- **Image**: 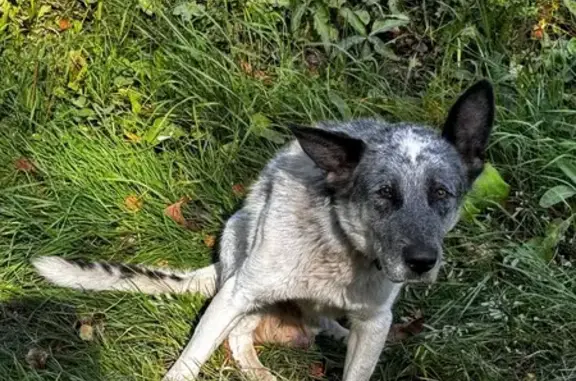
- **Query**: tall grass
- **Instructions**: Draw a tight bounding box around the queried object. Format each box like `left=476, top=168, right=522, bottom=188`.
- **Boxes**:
left=0, top=0, right=575, bottom=380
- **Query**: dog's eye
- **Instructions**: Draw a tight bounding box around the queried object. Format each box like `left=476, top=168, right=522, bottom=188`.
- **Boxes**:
left=435, top=187, right=448, bottom=199
left=379, top=186, right=394, bottom=199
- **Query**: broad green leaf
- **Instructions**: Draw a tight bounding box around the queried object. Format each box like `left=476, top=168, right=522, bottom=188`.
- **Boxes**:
left=370, top=18, right=409, bottom=35
left=539, top=185, right=576, bottom=208
left=114, top=76, right=135, bottom=87
left=250, top=113, right=285, bottom=144
left=558, top=160, right=576, bottom=185
left=361, top=41, right=372, bottom=59
left=526, top=217, right=573, bottom=262
left=37, top=5, right=52, bottom=18
left=354, top=9, right=370, bottom=25
left=138, top=0, right=161, bottom=16
left=540, top=217, right=573, bottom=261
left=567, top=38, right=576, bottom=56
left=75, top=108, right=96, bottom=118
left=157, top=124, right=186, bottom=142
left=462, top=163, right=510, bottom=220
left=328, top=92, right=351, bottom=119
left=291, top=3, right=308, bottom=33
left=127, top=90, right=142, bottom=115
left=339, top=7, right=366, bottom=36
left=564, top=0, right=576, bottom=17
left=173, top=2, right=205, bottom=22
left=369, top=36, right=400, bottom=61
left=337, top=35, right=366, bottom=51
left=259, top=0, right=290, bottom=6
left=250, top=113, right=271, bottom=130
left=145, top=117, right=169, bottom=143
left=71, top=96, right=87, bottom=108
left=388, top=0, right=401, bottom=14
left=314, top=6, right=337, bottom=51
left=329, top=0, right=347, bottom=8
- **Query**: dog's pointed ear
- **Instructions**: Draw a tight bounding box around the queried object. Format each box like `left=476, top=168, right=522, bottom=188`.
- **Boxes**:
left=289, top=124, right=365, bottom=184
left=442, top=80, right=495, bottom=183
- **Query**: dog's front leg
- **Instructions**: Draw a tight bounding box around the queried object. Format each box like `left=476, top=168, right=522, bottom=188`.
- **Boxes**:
left=163, top=276, right=251, bottom=381
left=342, top=310, right=392, bottom=381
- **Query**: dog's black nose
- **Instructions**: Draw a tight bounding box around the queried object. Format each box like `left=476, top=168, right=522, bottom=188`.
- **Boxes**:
left=403, top=245, right=438, bottom=274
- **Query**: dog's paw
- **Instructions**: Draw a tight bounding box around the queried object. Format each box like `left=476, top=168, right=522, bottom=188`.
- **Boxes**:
left=247, top=368, right=278, bottom=381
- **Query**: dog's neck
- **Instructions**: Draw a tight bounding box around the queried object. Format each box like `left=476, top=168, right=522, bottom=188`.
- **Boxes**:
left=328, top=194, right=382, bottom=272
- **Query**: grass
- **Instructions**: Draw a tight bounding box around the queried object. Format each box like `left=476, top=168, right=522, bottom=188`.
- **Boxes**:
left=1, top=0, right=576, bottom=380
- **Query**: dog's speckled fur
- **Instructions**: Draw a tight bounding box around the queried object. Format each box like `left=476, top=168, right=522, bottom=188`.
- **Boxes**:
left=33, top=80, right=495, bottom=381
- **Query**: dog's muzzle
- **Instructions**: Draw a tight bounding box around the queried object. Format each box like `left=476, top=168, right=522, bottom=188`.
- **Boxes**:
left=402, top=244, right=438, bottom=275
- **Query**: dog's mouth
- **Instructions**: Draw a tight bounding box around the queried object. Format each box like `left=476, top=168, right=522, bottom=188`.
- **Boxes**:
left=378, top=259, right=440, bottom=284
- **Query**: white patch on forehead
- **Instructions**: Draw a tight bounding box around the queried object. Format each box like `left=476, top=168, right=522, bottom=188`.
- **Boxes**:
left=398, top=131, right=428, bottom=164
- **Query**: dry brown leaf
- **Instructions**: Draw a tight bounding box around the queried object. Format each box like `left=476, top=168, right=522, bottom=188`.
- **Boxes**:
left=387, top=311, right=425, bottom=343
left=532, top=25, right=544, bottom=39
left=253, top=70, right=273, bottom=85
left=58, top=18, right=72, bottom=31
left=164, top=197, right=207, bottom=231
left=231, top=183, right=246, bottom=197
left=14, top=157, right=36, bottom=173
left=26, top=347, right=49, bottom=369
left=79, top=324, right=94, bottom=341
left=164, top=197, right=190, bottom=227
left=238, top=59, right=273, bottom=84
left=124, top=195, right=143, bottom=212
left=239, top=60, right=253, bottom=75
left=203, top=235, right=216, bottom=248
left=309, top=362, right=325, bottom=378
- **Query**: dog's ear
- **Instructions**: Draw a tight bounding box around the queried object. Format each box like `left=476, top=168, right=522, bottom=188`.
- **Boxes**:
left=442, top=80, right=495, bottom=182
left=289, top=124, right=365, bottom=184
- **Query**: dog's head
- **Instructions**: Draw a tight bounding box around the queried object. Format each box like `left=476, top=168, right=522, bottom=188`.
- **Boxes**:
left=291, top=80, right=495, bottom=283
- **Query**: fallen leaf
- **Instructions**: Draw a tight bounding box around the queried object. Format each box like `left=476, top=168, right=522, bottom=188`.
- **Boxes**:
left=58, top=18, right=72, bottom=31
left=239, top=60, right=253, bottom=75
left=164, top=197, right=190, bottom=226
left=532, top=19, right=547, bottom=40
left=14, top=157, right=36, bottom=173
left=124, top=131, right=141, bottom=143
left=203, top=235, right=216, bottom=248
left=253, top=70, right=273, bottom=85
left=238, top=60, right=273, bottom=84
left=124, top=195, right=143, bottom=212
left=532, top=25, right=544, bottom=39
left=309, top=362, right=325, bottom=378
left=387, top=311, right=425, bottom=343
left=25, top=347, right=49, bottom=369
left=79, top=324, right=94, bottom=341
left=232, top=183, right=245, bottom=197
left=164, top=197, right=208, bottom=231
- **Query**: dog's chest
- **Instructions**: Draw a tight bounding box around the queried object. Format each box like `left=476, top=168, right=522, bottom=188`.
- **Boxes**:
left=288, top=248, right=396, bottom=313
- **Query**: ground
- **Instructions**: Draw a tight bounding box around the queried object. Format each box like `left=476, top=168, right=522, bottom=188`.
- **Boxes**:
left=1, top=0, right=576, bottom=380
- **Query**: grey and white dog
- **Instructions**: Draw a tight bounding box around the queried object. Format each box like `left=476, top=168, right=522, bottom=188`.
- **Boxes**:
left=33, top=80, right=495, bottom=381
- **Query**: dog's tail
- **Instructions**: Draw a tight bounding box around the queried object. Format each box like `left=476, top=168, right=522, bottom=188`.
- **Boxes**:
left=31, top=256, right=219, bottom=297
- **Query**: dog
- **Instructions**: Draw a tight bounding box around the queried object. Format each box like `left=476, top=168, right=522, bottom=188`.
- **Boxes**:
left=33, top=79, right=495, bottom=381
